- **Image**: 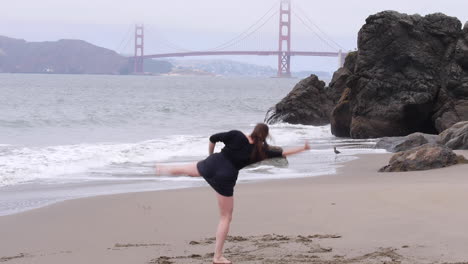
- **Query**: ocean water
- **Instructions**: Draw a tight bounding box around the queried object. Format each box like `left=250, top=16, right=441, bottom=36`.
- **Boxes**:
left=0, top=74, right=385, bottom=215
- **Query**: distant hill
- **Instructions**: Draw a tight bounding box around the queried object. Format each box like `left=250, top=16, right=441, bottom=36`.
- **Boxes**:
left=0, top=36, right=172, bottom=75
left=169, top=59, right=275, bottom=77
left=143, top=59, right=173, bottom=75
left=169, top=59, right=331, bottom=79
left=0, top=36, right=128, bottom=74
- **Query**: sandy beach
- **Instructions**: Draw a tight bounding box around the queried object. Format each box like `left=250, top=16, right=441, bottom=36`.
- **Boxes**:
left=1, top=151, right=468, bottom=264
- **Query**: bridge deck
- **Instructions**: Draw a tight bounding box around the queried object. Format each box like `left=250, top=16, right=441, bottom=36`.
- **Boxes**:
left=137, top=51, right=346, bottom=59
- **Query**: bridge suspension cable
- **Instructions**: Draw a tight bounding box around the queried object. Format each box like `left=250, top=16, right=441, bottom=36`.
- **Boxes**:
left=115, top=24, right=133, bottom=54
left=211, top=10, right=278, bottom=51
left=294, top=3, right=346, bottom=51
left=293, top=11, right=339, bottom=51
left=144, top=25, right=193, bottom=52
left=206, top=0, right=279, bottom=51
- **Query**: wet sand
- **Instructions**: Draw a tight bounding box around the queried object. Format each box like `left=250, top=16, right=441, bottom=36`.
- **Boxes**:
left=1, top=151, right=468, bottom=264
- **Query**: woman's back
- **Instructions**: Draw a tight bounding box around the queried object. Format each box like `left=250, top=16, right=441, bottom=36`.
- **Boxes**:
left=210, top=130, right=283, bottom=170
left=209, top=130, right=254, bottom=170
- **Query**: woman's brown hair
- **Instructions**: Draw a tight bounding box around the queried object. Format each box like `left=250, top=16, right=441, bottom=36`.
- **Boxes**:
left=250, top=123, right=270, bottom=163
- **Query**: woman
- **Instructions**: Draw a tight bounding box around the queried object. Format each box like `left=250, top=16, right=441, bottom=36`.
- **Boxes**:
left=157, top=123, right=310, bottom=264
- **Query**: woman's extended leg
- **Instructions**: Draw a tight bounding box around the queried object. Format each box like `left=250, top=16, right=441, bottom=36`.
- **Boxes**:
left=156, top=162, right=201, bottom=177
left=213, top=193, right=234, bottom=264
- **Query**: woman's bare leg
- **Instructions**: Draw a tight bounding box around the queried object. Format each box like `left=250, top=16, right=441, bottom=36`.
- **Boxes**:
left=156, top=162, right=201, bottom=177
left=213, top=193, right=234, bottom=264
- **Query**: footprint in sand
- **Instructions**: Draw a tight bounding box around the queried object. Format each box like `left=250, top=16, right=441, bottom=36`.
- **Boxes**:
left=0, top=253, right=28, bottom=262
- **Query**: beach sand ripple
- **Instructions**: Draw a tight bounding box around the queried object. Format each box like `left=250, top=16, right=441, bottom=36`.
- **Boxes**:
left=148, top=234, right=407, bottom=264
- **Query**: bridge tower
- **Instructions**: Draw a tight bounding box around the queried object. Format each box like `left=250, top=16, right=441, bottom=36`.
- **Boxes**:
left=277, top=0, right=291, bottom=77
left=134, top=24, right=145, bottom=74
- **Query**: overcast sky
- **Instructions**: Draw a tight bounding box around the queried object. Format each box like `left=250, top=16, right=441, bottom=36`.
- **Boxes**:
left=1, top=0, right=468, bottom=72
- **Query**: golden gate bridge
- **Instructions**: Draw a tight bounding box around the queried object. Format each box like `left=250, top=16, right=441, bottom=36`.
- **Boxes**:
left=125, top=0, right=348, bottom=77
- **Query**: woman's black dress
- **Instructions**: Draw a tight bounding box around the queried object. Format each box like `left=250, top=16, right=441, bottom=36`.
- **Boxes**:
left=196, top=130, right=283, bottom=197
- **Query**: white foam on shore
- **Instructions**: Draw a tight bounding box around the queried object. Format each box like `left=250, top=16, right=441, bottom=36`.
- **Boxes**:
left=0, top=123, right=388, bottom=216
left=0, top=125, right=386, bottom=187
left=266, top=124, right=333, bottom=145
left=0, top=135, right=209, bottom=186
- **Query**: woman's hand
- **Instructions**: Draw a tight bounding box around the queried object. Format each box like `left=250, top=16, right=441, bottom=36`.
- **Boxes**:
left=282, top=141, right=310, bottom=157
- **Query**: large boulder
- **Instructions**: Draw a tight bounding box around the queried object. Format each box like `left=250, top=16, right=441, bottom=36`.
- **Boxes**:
left=330, top=88, right=352, bottom=137
left=379, top=144, right=466, bottom=172
left=330, top=52, right=357, bottom=136
left=439, top=121, right=468, bottom=149
left=433, top=22, right=468, bottom=131
left=327, top=51, right=358, bottom=105
left=330, top=11, right=468, bottom=138
left=265, top=75, right=334, bottom=125
left=375, top=132, right=440, bottom=152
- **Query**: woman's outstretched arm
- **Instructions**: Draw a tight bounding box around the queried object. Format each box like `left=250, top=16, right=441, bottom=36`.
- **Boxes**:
left=282, top=141, right=310, bottom=157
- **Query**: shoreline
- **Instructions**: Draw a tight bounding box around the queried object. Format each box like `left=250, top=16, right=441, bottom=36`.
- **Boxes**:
left=1, top=151, right=468, bottom=263
left=0, top=148, right=365, bottom=217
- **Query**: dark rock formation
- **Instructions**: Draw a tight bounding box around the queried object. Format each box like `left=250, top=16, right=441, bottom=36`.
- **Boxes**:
left=329, top=52, right=357, bottom=136
left=439, top=121, right=468, bottom=149
left=265, top=75, right=334, bottom=125
left=375, top=133, right=439, bottom=152
left=330, top=88, right=352, bottom=137
left=379, top=144, right=466, bottom=172
left=327, top=51, right=358, bottom=105
left=433, top=21, right=468, bottom=131
left=330, top=11, right=468, bottom=138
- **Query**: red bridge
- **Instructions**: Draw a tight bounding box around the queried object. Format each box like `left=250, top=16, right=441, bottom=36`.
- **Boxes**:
left=130, top=0, right=347, bottom=77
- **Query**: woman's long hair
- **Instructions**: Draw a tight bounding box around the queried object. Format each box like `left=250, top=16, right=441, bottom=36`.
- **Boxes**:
left=250, top=123, right=270, bottom=163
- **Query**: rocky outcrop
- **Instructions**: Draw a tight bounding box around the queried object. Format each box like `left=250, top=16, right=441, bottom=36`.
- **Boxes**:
left=439, top=121, right=468, bottom=149
left=265, top=52, right=356, bottom=127
left=327, top=52, right=358, bottom=105
left=329, top=52, right=357, bottom=136
left=330, top=11, right=468, bottom=138
left=433, top=22, right=468, bottom=131
left=375, top=133, right=439, bottom=152
left=265, top=75, right=334, bottom=125
left=379, top=144, right=466, bottom=172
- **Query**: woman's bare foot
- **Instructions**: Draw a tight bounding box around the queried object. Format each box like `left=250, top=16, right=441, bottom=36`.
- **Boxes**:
left=213, top=256, right=232, bottom=264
